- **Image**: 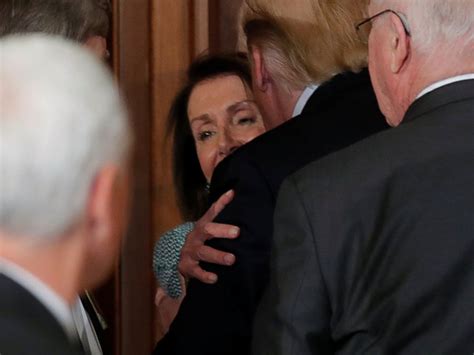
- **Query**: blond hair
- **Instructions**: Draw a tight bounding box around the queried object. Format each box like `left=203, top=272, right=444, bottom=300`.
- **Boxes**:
left=241, top=0, right=369, bottom=89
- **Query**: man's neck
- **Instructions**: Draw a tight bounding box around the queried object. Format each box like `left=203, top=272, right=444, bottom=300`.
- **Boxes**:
left=0, top=233, right=84, bottom=304
left=405, top=48, right=474, bottom=109
left=278, top=86, right=303, bottom=122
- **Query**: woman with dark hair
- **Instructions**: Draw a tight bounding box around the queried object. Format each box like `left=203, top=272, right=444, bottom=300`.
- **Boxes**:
left=169, top=52, right=256, bottom=220
left=153, top=52, right=265, bottom=333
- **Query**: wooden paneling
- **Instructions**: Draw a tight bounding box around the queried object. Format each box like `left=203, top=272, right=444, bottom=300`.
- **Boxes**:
left=150, top=0, right=193, bottom=340
left=116, top=0, right=154, bottom=353
left=209, top=0, right=244, bottom=53
left=101, top=1, right=245, bottom=353
left=193, top=0, right=210, bottom=56
left=151, top=0, right=190, bottom=245
left=91, top=1, right=123, bottom=354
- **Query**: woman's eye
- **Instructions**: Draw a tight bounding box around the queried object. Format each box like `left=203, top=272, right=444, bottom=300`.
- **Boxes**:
left=198, top=130, right=215, bottom=141
left=237, top=117, right=256, bottom=125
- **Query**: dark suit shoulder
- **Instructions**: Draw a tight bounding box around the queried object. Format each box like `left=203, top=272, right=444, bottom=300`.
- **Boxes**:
left=0, top=275, right=83, bottom=355
left=284, top=84, right=474, bottom=354
left=292, top=81, right=474, bottom=200
left=211, top=69, right=388, bottom=199
left=223, top=68, right=382, bottom=161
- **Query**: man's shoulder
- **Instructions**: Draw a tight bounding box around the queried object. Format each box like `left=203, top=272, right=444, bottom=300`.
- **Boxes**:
left=286, top=128, right=385, bottom=209
left=290, top=95, right=474, bottom=205
left=0, top=274, right=81, bottom=354
left=210, top=69, right=387, bottom=198
left=210, top=114, right=309, bottom=190
left=232, top=69, right=382, bottom=151
left=290, top=115, right=430, bottom=204
left=227, top=69, right=381, bottom=163
left=0, top=318, right=82, bottom=355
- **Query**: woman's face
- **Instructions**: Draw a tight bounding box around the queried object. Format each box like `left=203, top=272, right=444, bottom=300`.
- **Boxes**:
left=188, top=75, right=265, bottom=182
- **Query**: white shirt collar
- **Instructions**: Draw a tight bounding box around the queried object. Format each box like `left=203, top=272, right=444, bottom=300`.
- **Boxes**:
left=72, top=298, right=103, bottom=354
left=292, top=84, right=319, bottom=118
left=416, top=74, right=474, bottom=99
left=0, top=257, right=77, bottom=341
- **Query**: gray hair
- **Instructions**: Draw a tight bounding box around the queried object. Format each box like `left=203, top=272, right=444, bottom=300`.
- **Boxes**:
left=0, top=0, right=110, bottom=41
left=0, top=35, right=131, bottom=243
left=372, top=0, right=474, bottom=54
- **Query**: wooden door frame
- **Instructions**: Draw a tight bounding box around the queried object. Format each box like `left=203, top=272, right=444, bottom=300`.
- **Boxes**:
left=107, top=1, right=244, bottom=352
left=113, top=0, right=154, bottom=353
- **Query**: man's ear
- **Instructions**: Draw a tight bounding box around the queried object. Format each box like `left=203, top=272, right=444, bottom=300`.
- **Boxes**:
left=86, top=165, right=120, bottom=246
left=250, top=45, right=270, bottom=91
left=83, top=36, right=108, bottom=60
left=82, top=164, right=129, bottom=289
left=389, top=14, right=410, bottom=74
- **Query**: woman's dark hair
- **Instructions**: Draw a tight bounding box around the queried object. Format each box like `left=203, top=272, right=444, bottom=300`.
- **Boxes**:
left=168, top=52, right=252, bottom=220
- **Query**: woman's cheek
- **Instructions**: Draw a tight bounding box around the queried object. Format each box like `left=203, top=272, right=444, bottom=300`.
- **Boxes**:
left=196, top=145, right=215, bottom=182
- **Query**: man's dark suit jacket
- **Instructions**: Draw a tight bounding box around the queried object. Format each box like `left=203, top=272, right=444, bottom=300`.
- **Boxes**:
left=253, top=79, right=474, bottom=355
left=0, top=273, right=84, bottom=355
left=154, top=69, right=388, bottom=354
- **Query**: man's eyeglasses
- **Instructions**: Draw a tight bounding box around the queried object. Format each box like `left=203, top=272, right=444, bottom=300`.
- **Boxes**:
left=355, top=9, right=411, bottom=44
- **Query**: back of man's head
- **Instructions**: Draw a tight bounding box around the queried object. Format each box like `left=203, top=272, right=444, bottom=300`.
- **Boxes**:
left=0, top=34, right=130, bottom=246
left=371, top=0, right=474, bottom=56
left=241, top=0, right=370, bottom=90
left=0, top=0, right=110, bottom=42
left=367, top=0, right=474, bottom=126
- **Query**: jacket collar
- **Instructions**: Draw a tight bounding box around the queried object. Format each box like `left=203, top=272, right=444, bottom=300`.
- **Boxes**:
left=301, top=68, right=372, bottom=116
left=404, top=79, right=474, bottom=124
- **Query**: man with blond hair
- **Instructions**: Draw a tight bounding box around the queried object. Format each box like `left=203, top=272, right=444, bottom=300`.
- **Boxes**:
left=253, top=0, right=474, bottom=353
left=155, top=0, right=388, bottom=354
left=0, top=35, right=131, bottom=354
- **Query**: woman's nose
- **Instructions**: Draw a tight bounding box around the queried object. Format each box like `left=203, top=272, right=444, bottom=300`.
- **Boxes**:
left=218, top=130, right=240, bottom=157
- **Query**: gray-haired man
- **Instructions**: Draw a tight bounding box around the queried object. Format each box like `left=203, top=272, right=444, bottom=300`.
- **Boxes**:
left=0, top=1, right=114, bottom=354
left=0, top=34, right=131, bottom=354
left=0, top=0, right=110, bottom=59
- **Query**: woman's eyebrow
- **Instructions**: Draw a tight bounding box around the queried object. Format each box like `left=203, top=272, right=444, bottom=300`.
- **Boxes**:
left=190, top=114, right=213, bottom=126
left=227, top=100, right=255, bottom=114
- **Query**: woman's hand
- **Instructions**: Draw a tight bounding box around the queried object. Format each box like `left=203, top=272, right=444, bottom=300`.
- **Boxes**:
left=178, top=190, right=239, bottom=283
